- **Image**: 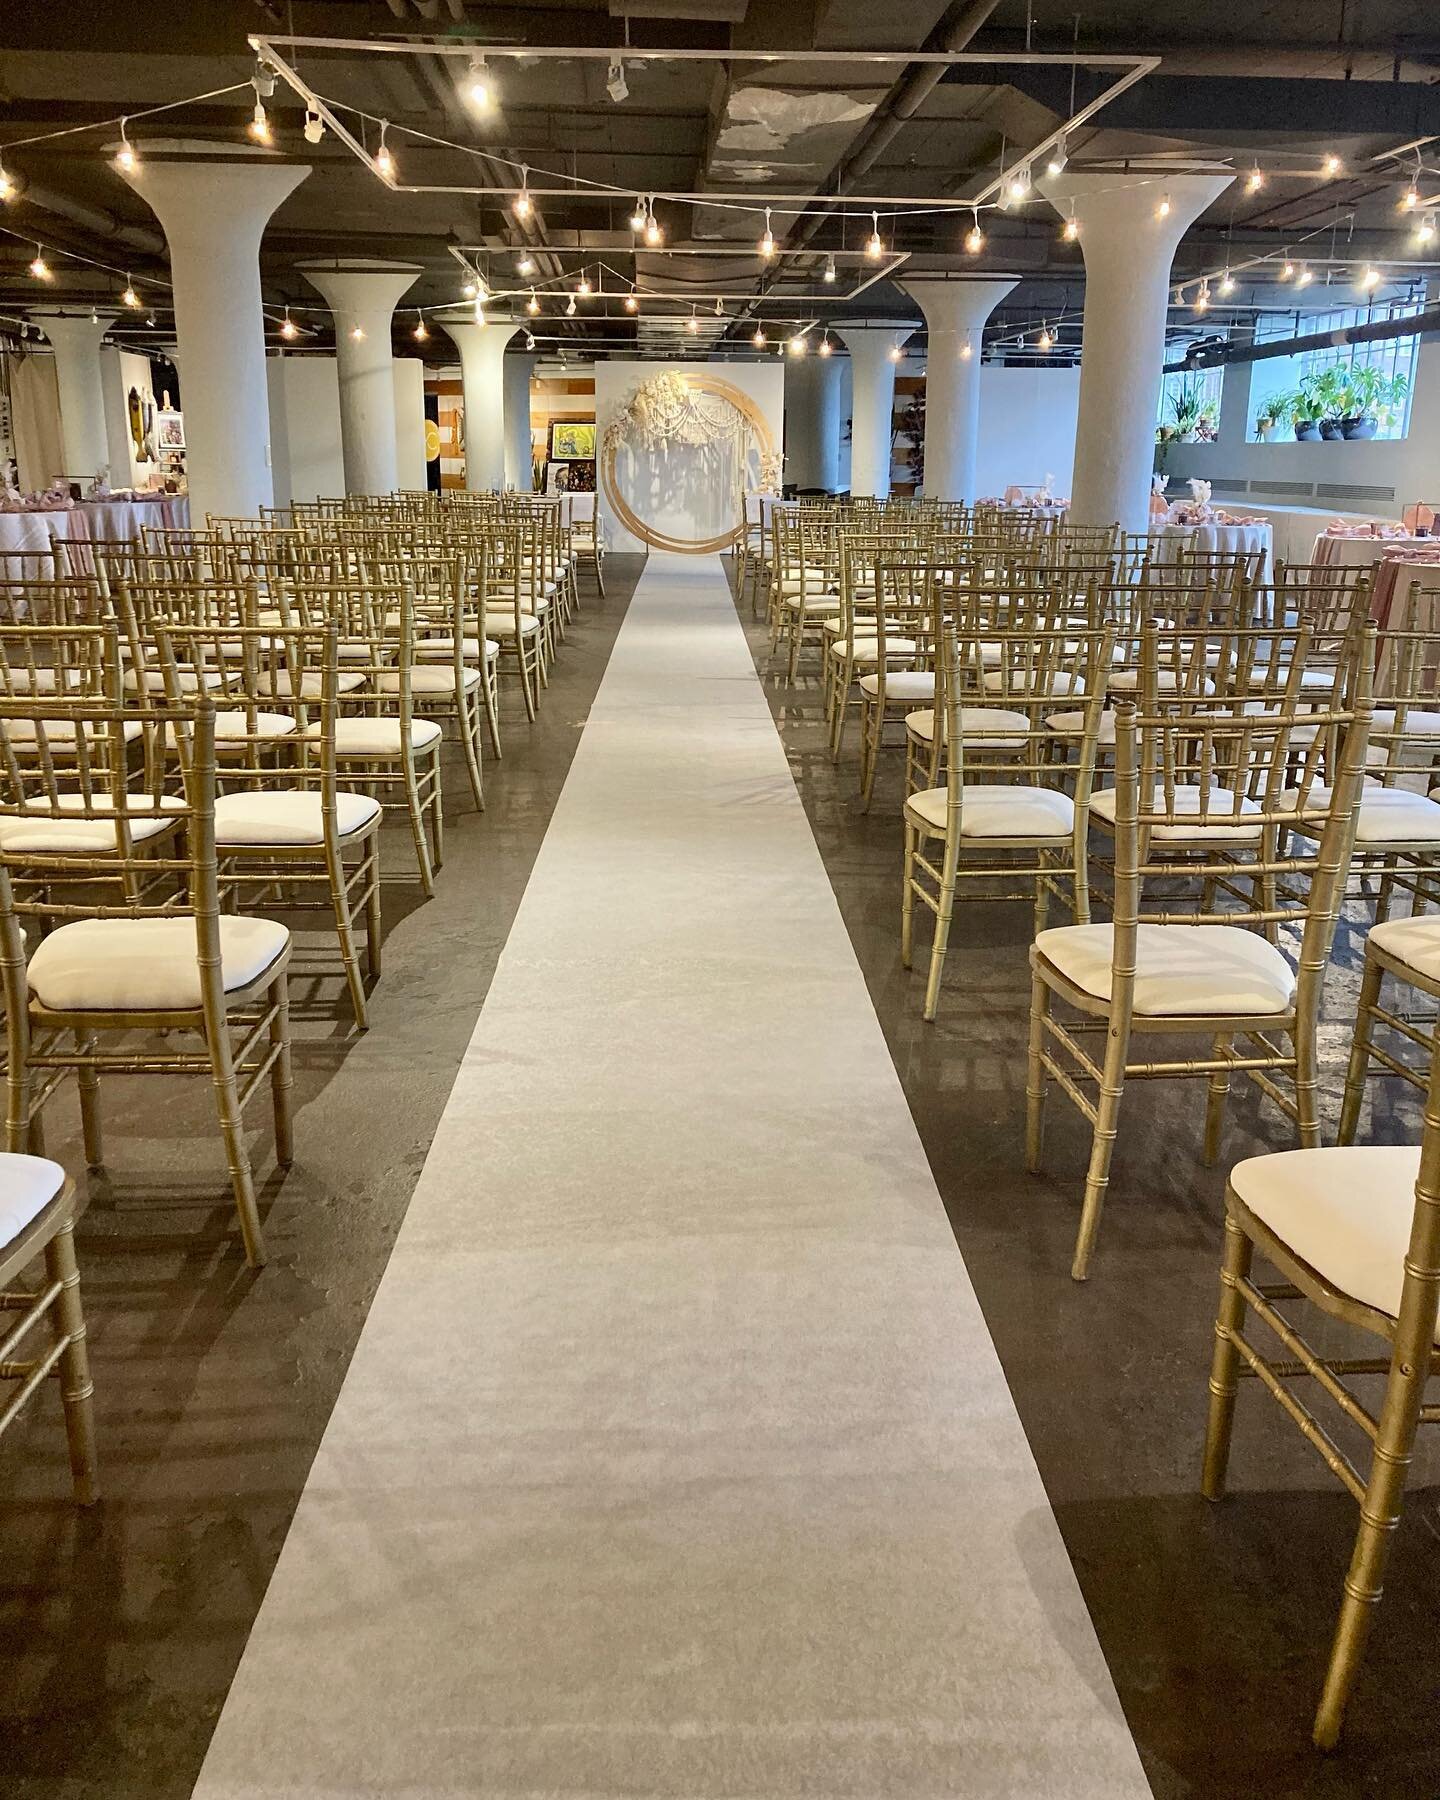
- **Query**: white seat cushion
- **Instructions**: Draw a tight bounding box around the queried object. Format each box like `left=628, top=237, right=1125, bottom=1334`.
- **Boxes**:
left=0, top=792, right=186, bottom=855
left=257, top=669, right=368, bottom=698
left=1090, top=784, right=1263, bottom=843
left=1110, top=668, right=1213, bottom=695
left=28, top=915, right=290, bottom=1013
left=782, top=595, right=844, bottom=614
left=375, top=665, right=482, bottom=695
left=1279, top=783, right=1440, bottom=844
left=1368, top=914, right=1440, bottom=982
left=829, top=636, right=918, bottom=660
left=214, top=709, right=298, bottom=744
left=414, top=638, right=499, bottom=662
left=1231, top=1145, right=1436, bottom=1336
left=484, top=614, right=541, bottom=637
left=905, top=706, right=1032, bottom=749
left=316, top=716, right=443, bottom=757
left=983, top=670, right=1086, bottom=698
left=0, top=1152, right=66, bottom=1248
left=1035, top=922, right=1296, bottom=1015
left=1047, top=707, right=1115, bottom=745
left=858, top=670, right=935, bottom=700
left=906, top=782, right=1075, bottom=840
left=1372, top=706, right=1440, bottom=737
left=122, top=667, right=226, bottom=695
left=3, top=718, right=144, bottom=746
left=214, top=789, right=382, bottom=846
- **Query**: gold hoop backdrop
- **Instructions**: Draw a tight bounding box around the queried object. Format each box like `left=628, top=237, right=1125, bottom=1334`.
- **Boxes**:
left=600, top=373, right=777, bottom=555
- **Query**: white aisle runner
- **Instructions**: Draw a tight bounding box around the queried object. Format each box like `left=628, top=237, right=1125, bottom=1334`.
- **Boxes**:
left=193, top=554, right=1150, bottom=1798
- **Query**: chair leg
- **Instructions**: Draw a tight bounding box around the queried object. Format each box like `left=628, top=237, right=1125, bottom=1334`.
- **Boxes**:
left=401, top=756, right=436, bottom=898
left=1338, top=953, right=1384, bottom=1146
left=363, top=834, right=383, bottom=982
left=1200, top=1210, right=1253, bottom=1501
left=923, top=842, right=957, bottom=1023
left=1202, top=1032, right=1234, bottom=1166
left=1071, top=1013, right=1132, bottom=1280
left=206, top=1019, right=266, bottom=1268
left=76, top=1034, right=103, bottom=1169
left=1025, top=970, right=1050, bottom=1173
left=458, top=690, right=485, bottom=812
left=482, top=658, right=503, bottom=758
left=328, top=843, right=369, bottom=1030
left=1313, top=1349, right=1430, bottom=1750
left=269, top=972, right=294, bottom=1166
left=901, top=823, right=917, bottom=971
left=44, top=1218, right=98, bottom=1506
left=1293, top=1019, right=1322, bottom=1149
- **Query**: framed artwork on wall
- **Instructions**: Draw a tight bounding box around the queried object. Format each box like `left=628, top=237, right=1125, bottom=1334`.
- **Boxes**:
left=549, top=420, right=596, bottom=461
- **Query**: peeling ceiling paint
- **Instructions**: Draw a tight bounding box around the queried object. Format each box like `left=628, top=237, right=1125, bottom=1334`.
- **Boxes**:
left=717, top=86, right=876, bottom=154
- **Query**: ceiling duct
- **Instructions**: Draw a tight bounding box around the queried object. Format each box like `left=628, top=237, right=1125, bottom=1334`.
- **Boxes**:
left=1168, top=307, right=1440, bottom=371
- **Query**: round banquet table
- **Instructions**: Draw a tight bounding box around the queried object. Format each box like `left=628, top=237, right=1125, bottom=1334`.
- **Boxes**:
left=77, top=495, right=190, bottom=541
left=1310, top=529, right=1436, bottom=575
left=0, top=508, right=89, bottom=581
left=1151, top=520, right=1274, bottom=585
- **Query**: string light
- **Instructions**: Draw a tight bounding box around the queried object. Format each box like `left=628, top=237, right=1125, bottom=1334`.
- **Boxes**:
left=818, top=332, right=833, bottom=356
left=644, top=204, right=662, bottom=246
left=1279, top=253, right=1295, bottom=280
left=461, top=272, right=477, bottom=300
left=465, top=55, right=495, bottom=110
left=412, top=312, right=428, bottom=341
left=714, top=297, right=725, bottom=316
left=526, top=288, right=540, bottom=314
left=375, top=122, right=395, bottom=183
left=577, top=271, right=592, bottom=296
left=1296, top=263, right=1314, bottom=287
left=1245, top=164, right=1264, bottom=194
left=565, top=295, right=577, bottom=316
left=887, top=342, right=902, bottom=362
left=121, top=274, right=140, bottom=308
left=1062, top=205, right=1079, bottom=242
left=752, top=326, right=766, bottom=347
left=90, top=306, right=99, bottom=325
left=1037, top=325, right=1053, bottom=352
left=0, top=161, right=15, bottom=203
left=965, top=209, right=984, bottom=254
left=474, top=273, right=490, bottom=303
left=1322, top=153, right=1342, bottom=177
left=759, top=208, right=775, bottom=258
left=1193, top=279, right=1211, bottom=313
left=1006, top=166, right=1031, bottom=203
left=686, top=307, right=699, bottom=335
left=29, top=245, right=51, bottom=281
left=1357, top=264, right=1381, bottom=291
left=1219, top=268, right=1236, bottom=295
left=1401, top=183, right=1420, bottom=212
left=115, top=119, right=138, bottom=173
left=349, top=323, right=365, bottom=341
left=304, top=106, right=324, bottom=144
left=1046, top=138, right=1068, bottom=178
left=513, top=167, right=532, bottom=219
left=788, top=334, right=806, bottom=356
left=1156, top=192, right=1172, bottom=219
left=629, top=197, right=647, bottom=232
left=1415, top=211, right=1437, bottom=246
left=959, top=340, right=972, bottom=360
left=823, top=255, right=837, bottom=283
left=866, top=211, right=884, bottom=258
left=281, top=311, right=298, bottom=339
left=248, top=85, right=271, bottom=144
left=517, top=254, right=535, bottom=276
left=624, top=287, right=639, bottom=312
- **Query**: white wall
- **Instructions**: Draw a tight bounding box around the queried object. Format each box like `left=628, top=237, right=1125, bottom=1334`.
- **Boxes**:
left=973, top=364, right=1080, bottom=499
left=267, top=355, right=345, bottom=509
left=392, top=358, right=428, bottom=493
left=595, top=360, right=785, bottom=554
left=100, top=348, right=163, bottom=489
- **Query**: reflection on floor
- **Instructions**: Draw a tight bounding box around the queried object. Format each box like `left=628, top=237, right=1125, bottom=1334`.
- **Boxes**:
left=188, top=552, right=1147, bottom=1798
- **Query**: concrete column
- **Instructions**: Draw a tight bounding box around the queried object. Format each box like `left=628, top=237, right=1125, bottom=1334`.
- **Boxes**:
left=834, top=326, right=913, bottom=499
left=299, top=260, right=421, bottom=496
left=436, top=318, right=516, bottom=492
left=36, top=312, right=115, bottom=484
left=1039, top=169, right=1233, bottom=533
left=392, top=358, right=428, bottom=492
left=901, top=280, right=1017, bottom=502
left=783, top=353, right=843, bottom=492
left=118, top=146, right=309, bottom=523
left=504, top=352, right=536, bottom=492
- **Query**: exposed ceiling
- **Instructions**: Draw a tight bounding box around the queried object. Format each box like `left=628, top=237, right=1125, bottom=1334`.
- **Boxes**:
left=1, top=0, right=1438, bottom=365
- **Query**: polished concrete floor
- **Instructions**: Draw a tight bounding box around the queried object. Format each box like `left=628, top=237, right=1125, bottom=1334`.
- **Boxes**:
left=1, top=552, right=1437, bottom=1800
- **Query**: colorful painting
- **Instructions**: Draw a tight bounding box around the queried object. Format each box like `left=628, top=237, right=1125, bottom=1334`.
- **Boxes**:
left=156, top=410, right=185, bottom=450
left=549, top=420, right=596, bottom=462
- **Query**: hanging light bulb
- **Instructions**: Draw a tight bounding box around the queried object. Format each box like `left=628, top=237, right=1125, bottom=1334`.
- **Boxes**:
left=1062, top=206, right=1079, bottom=242
left=89, top=306, right=99, bottom=325
left=115, top=120, right=138, bottom=174
left=1279, top=253, right=1295, bottom=280
left=1037, top=325, right=1054, bottom=352
left=959, top=339, right=972, bottom=360
left=474, top=273, right=490, bottom=304
left=866, top=210, right=884, bottom=258
left=887, top=342, right=902, bottom=362
left=249, top=88, right=272, bottom=144
left=752, top=326, right=766, bottom=347
left=565, top=295, right=577, bottom=316
left=1322, top=152, right=1343, bottom=177
left=517, top=254, right=535, bottom=276
left=1296, top=263, right=1314, bottom=287
left=375, top=123, right=395, bottom=183
left=1245, top=164, right=1264, bottom=194
left=1219, top=268, right=1236, bottom=295
left=461, top=274, right=477, bottom=300
left=281, top=311, right=298, bottom=340
left=29, top=246, right=51, bottom=282
left=1416, top=211, right=1437, bottom=246
left=1193, top=279, right=1211, bottom=313
left=1174, top=285, right=1185, bottom=306
left=350, top=323, right=365, bottom=341
left=577, top=271, right=592, bottom=297
left=788, top=334, right=806, bottom=356
left=466, top=55, right=495, bottom=111
left=121, top=274, right=140, bottom=308
left=965, top=211, right=984, bottom=255
left=714, top=297, right=725, bottom=316
left=629, top=197, right=647, bottom=233
left=1401, top=183, right=1420, bottom=212
left=526, top=288, right=540, bottom=315
left=413, top=312, right=428, bottom=341
left=304, top=107, right=325, bottom=145
left=624, top=287, right=639, bottom=312
left=0, top=161, right=15, bottom=203
left=686, top=308, right=699, bottom=335
left=823, top=255, right=837, bottom=283
left=1007, top=167, right=1032, bottom=206
left=818, top=332, right=833, bottom=357
left=644, top=204, right=662, bottom=246
left=145, top=312, right=156, bottom=328
left=1046, top=138, right=1069, bottom=178
left=759, top=208, right=775, bottom=259
left=513, top=167, right=532, bottom=219
left=1357, top=264, right=1382, bottom=291
left=1156, top=192, right=1172, bottom=219
left=525, top=330, right=536, bottom=351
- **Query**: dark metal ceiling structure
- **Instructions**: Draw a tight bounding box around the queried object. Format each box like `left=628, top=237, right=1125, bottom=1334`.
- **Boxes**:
left=1, top=1, right=1438, bottom=363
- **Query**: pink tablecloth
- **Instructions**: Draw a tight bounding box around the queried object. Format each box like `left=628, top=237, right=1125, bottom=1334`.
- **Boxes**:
left=1312, top=530, right=1435, bottom=575
left=77, top=495, right=190, bottom=542
left=1367, top=549, right=1440, bottom=629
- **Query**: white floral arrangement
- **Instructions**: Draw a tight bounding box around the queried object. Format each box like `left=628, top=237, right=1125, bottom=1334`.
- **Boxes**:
left=604, top=369, right=772, bottom=495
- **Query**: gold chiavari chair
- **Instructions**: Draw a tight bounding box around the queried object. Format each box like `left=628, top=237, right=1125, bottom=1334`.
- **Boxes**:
left=826, top=532, right=924, bottom=764
left=770, top=507, right=841, bottom=679
left=0, top=697, right=293, bottom=1266
left=903, top=618, right=1116, bottom=1020
left=482, top=517, right=547, bottom=721
left=848, top=549, right=939, bottom=803
left=1027, top=635, right=1373, bottom=1280
left=1203, top=1019, right=1440, bottom=1749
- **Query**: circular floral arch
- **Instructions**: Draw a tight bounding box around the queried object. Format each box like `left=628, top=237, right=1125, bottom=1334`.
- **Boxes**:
left=600, top=371, right=779, bottom=555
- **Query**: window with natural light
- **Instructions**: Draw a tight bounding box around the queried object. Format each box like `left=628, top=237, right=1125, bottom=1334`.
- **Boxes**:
left=1247, top=298, right=1421, bottom=442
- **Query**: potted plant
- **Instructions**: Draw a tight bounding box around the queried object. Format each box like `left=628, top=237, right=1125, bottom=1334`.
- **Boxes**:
left=1290, top=383, right=1322, bottom=442
left=1338, top=364, right=1401, bottom=439
left=1254, top=392, right=1288, bottom=441
left=1378, top=369, right=1410, bottom=435
left=1168, top=377, right=1206, bottom=443
left=1302, top=368, right=1350, bottom=439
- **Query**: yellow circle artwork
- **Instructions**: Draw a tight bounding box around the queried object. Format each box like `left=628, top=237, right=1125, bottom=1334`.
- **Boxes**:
left=600, top=372, right=775, bottom=555
left=424, top=419, right=442, bottom=462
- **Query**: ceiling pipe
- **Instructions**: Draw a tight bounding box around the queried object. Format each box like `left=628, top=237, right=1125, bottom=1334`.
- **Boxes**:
left=16, top=184, right=165, bottom=256
left=1167, top=306, right=1440, bottom=372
